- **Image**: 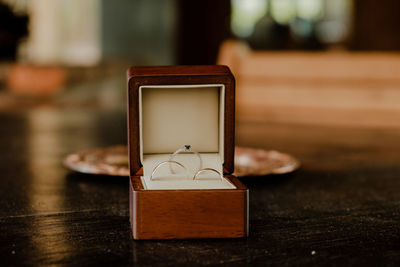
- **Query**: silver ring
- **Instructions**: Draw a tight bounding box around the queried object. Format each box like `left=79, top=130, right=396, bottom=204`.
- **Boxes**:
left=150, top=160, right=188, bottom=181
left=193, top=168, right=223, bottom=181
left=169, top=145, right=202, bottom=174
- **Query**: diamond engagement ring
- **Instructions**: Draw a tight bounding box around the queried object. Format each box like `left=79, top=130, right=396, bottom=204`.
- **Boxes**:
left=169, top=145, right=202, bottom=174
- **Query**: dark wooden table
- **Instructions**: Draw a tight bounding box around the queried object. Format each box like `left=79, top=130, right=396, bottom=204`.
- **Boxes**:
left=1, top=104, right=400, bottom=266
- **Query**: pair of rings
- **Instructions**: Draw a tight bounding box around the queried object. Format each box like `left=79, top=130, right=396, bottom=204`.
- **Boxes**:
left=150, top=145, right=223, bottom=181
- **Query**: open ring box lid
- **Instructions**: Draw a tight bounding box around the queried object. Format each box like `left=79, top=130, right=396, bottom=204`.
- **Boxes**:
left=127, top=65, right=248, bottom=239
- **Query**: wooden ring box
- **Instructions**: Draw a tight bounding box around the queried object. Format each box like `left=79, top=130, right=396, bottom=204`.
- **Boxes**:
left=127, top=65, right=249, bottom=239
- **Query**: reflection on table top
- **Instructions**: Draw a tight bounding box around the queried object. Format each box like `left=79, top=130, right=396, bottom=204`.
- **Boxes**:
left=1, top=104, right=400, bottom=265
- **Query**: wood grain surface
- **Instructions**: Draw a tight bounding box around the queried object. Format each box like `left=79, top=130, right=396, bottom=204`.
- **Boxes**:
left=1, top=74, right=400, bottom=265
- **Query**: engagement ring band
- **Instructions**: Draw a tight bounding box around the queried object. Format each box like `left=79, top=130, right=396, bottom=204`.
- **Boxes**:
left=193, top=168, right=223, bottom=181
left=150, top=160, right=188, bottom=181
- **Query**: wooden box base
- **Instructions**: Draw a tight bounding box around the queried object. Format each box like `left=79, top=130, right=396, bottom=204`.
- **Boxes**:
left=129, top=175, right=249, bottom=240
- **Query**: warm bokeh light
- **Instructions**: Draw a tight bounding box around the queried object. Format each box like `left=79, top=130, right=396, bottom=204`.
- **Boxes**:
left=270, top=0, right=296, bottom=25
left=231, top=0, right=352, bottom=47
left=231, top=0, right=268, bottom=38
left=296, top=0, right=323, bottom=21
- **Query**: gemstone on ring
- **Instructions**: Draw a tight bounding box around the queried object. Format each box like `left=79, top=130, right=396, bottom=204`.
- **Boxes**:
left=169, top=145, right=202, bottom=174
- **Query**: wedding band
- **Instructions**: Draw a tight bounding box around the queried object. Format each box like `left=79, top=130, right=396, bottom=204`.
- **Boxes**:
left=193, top=168, right=223, bottom=181
left=150, top=160, right=188, bottom=181
left=169, top=145, right=202, bottom=174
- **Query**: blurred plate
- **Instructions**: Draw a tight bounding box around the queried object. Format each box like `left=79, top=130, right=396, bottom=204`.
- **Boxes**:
left=64, top=145, right=300, bottom=178
left=234, top=147, right=300, bottom=177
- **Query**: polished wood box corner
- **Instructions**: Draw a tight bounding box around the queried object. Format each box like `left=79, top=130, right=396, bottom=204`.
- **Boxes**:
left=129, top=175, right=249, bottom=240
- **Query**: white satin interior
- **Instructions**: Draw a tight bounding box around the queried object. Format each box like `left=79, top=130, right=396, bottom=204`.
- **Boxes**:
left=141, top=176, right=236, bottom=190
left=139, top=84, right=236, bottom=190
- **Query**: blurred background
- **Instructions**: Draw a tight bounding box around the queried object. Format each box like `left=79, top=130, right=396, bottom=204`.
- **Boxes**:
left=0, top=0, right=400, bottom=128
left=2, top=2, right=400, bottom=263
